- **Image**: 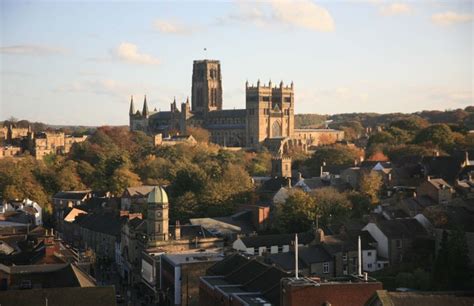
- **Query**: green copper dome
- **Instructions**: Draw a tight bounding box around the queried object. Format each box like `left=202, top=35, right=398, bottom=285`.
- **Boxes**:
left=147, top=186, right=168, bottom=204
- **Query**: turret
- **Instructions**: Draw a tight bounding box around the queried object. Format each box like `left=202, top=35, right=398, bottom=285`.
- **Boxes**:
left=129, top=95, right=135, bottom=116
left=142, top=95, right=149, bottom=118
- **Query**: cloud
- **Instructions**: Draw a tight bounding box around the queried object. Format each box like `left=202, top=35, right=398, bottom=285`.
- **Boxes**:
left=223, top=0, right=334, bottom=32
left=114, top=42, right=160, bottom=65
left=57, top=79, right=132, bottom=97
left=0, top=44, right=68, bottom=56
left=153, top=19, right=194, bottom=34
left=379, top=3, right=412, bottom=16
left=431, top=11, right=473, bottom=26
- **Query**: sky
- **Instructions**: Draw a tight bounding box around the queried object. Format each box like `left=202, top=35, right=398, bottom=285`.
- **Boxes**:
left=0, top=0, right=473, bottom=126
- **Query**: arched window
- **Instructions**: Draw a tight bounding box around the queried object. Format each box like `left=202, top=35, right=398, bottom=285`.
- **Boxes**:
left=272, top=120, right=282, bottom=138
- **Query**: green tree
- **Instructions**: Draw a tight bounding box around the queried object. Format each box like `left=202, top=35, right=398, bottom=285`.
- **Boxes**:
left=275, top=189, right=317, bottom=233
left=109, top=167, right=142, bottom=196
left=306, top=144, right=363, bottom=176
left=414, top=124, right=454, bottom=149
left=312, top=187, right=351, bottom=226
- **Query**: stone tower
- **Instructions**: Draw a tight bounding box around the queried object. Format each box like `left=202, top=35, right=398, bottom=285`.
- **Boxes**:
left=246, top=80, right=294, bottom=147
left=271, top=156, right=292, bottom=178
left=191, top=60, right=223, bottom=113
left=147, top=186, right=169, bottom=245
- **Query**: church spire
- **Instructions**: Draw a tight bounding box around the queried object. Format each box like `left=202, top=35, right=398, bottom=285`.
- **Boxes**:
left=129, top=95, right=135, bottom=116
left=142, top=95, right=149, bottom=117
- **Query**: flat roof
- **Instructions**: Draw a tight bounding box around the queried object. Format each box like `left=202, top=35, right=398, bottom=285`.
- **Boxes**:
left=163, top=251, right=224, bottom=265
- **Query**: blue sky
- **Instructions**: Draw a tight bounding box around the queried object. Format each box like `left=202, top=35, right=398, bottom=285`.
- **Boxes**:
left=1, top=0, right=472, bottom=125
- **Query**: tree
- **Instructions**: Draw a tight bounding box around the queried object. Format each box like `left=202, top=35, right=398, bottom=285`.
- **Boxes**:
left=109, top=167, right=142, bottom=196
left=348, top=191, right=371, bottom=218
left=186, top=126, right=210, bottom=143
left=414, top=124, right=454, bottom=149
left=306, top=144, right=363, bottom=176
left=367, top=131, right=395, bottom=147
left=312, top=187, right=351, bottom=226
left=275, top=189, right=317, bottom=233
left=359, top=171, right=383, bottom=205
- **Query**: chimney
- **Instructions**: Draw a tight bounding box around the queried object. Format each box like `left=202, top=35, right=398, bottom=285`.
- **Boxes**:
left=287, top=177, right=292, bottom=188
left=364, top=272, right=368, bottom=281
left=175, top=220, right=181, bottom=240
left=427, top=176, right=431, bottom=181
left=297, top=172, right=302, bottom=181
left=465, top=151, right=470, bottom=166
left=434, top=150, right=439, bottom=157
left=295, top=234, right=299, bottom=279
left=358, top=235, right=362, bottom=277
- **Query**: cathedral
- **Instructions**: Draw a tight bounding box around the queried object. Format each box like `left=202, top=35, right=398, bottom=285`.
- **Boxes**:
left=129, top=59, right=343, bottom=150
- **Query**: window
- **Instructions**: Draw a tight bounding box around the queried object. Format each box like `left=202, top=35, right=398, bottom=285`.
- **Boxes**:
left=278, top=246, right=283, bottom=253
left=367, top=251, right=372, bottom=257
left=396, top=240, right=402, bottom=249
left=262, top=96, right=270, bottom=102
left=323, top=262, right=329, bottom=274
left=342, top=253, right=348, bottom=261
left=368, top=263, right=372, bottom=269
left=343, top=264, right=348, bottom=275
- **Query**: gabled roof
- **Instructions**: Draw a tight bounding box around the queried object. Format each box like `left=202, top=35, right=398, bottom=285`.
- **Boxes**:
left=375, top=218, right=427, bottom=239
left=64, top=208, right=87, bottom=223
left=207, top=253, right=250, bottom=276
left=421, top=155, right=464, bottom=183
left=53, top=190, right=91, bottom=201
left=426, top=178, right=452, bottom=190
left=123, top=186, right=155, bottom=198
left=225, top=259, right=269, bottom=285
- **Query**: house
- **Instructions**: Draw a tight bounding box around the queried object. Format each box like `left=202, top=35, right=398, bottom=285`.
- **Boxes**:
left=154, top=133, right=197, bottom=146
left=74, top=212, right=122, bottom=261
left=362, top=218, right=432, bottom=265
left=416, top=177, right=453, bottom=205
left=280, top=276, right=382, bottom=306
left=232, top=232, right=314, bottom=256
left=319, top=231, right=384, bottom=275
left=366, top=290, right=474, bottom=306
left=266, top=244, right=334, bottom=277
left=199, top=253, right=291, bottom=306
left=120, top=185, right=156, bottom=211
left=52, top=190, right=92, bottom=210
left=0, top=287, right=117, bottom=306
left=160, top=251, right=223, bottom=306
left=0, top=199, right=42, bottom=226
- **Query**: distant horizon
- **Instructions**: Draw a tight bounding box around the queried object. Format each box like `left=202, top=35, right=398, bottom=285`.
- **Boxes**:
left=1, top=105, right=471, bottom=128
left=1, top=1, right=472, bottom=125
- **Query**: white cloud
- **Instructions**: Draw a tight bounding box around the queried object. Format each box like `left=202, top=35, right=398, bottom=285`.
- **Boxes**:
left=57, top=79, right=132, bottom=97
left=380, top=3, right=412, bottom=16
left=224, top=0, right=334, bottom=32
left=431, top=11, right=473, bottom=26
left=0, top=44, right=68, bottom=56
left=153, top=19, right=194, bottom=34
left=114, top=42, right=160, bottom=65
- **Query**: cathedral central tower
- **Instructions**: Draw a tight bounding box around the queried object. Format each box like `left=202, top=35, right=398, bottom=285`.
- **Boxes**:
left=191, top=60, right=223, bottom=113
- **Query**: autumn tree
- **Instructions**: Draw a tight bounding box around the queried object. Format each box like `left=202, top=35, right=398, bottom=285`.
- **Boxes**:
left=359, top=171, right=383, bottom=205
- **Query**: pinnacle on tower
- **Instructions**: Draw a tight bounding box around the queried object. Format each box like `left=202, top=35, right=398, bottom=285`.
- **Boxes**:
left=129, top=95, right=135, bottom=115
left=142, top=95, right=149, bottom=117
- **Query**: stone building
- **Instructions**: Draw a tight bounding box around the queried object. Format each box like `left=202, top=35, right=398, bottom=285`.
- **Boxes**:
left=129, top=59, right=343, bottom=150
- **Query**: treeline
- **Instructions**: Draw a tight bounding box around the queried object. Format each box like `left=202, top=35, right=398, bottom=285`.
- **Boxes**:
left=295, top=106, right=474, bottom=130
left=1, top=117, right=95, bottom=136
left=0, top=127, right=272, bottom=222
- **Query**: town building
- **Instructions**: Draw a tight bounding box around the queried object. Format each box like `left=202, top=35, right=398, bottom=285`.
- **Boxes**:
left=129, top=59, right=344, bottom=150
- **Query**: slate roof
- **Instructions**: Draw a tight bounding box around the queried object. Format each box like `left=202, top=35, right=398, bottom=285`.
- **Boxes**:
left=53, top=191, right=91, bottom=201
left=0, top=287, right=117, bottom=306
left=426, top=178, right=452, bottom=190
left=149, top=111, right=172, bottom=120
left=205, top=109, right=246, bottom=119
left=243, top=266, right=290, bottom=293
left=225, top=259, right=269, bottom=285
left=75, top=213, right=121, bottom=238
left=207, top=253, right=250, bottom=276
left=375, top=218, right=427, bottom=239
left=370, top=290, right=474, bottom=306
left=239, top=232, right=314, bottom=248
left=267, top=245, right=332, bottom=271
